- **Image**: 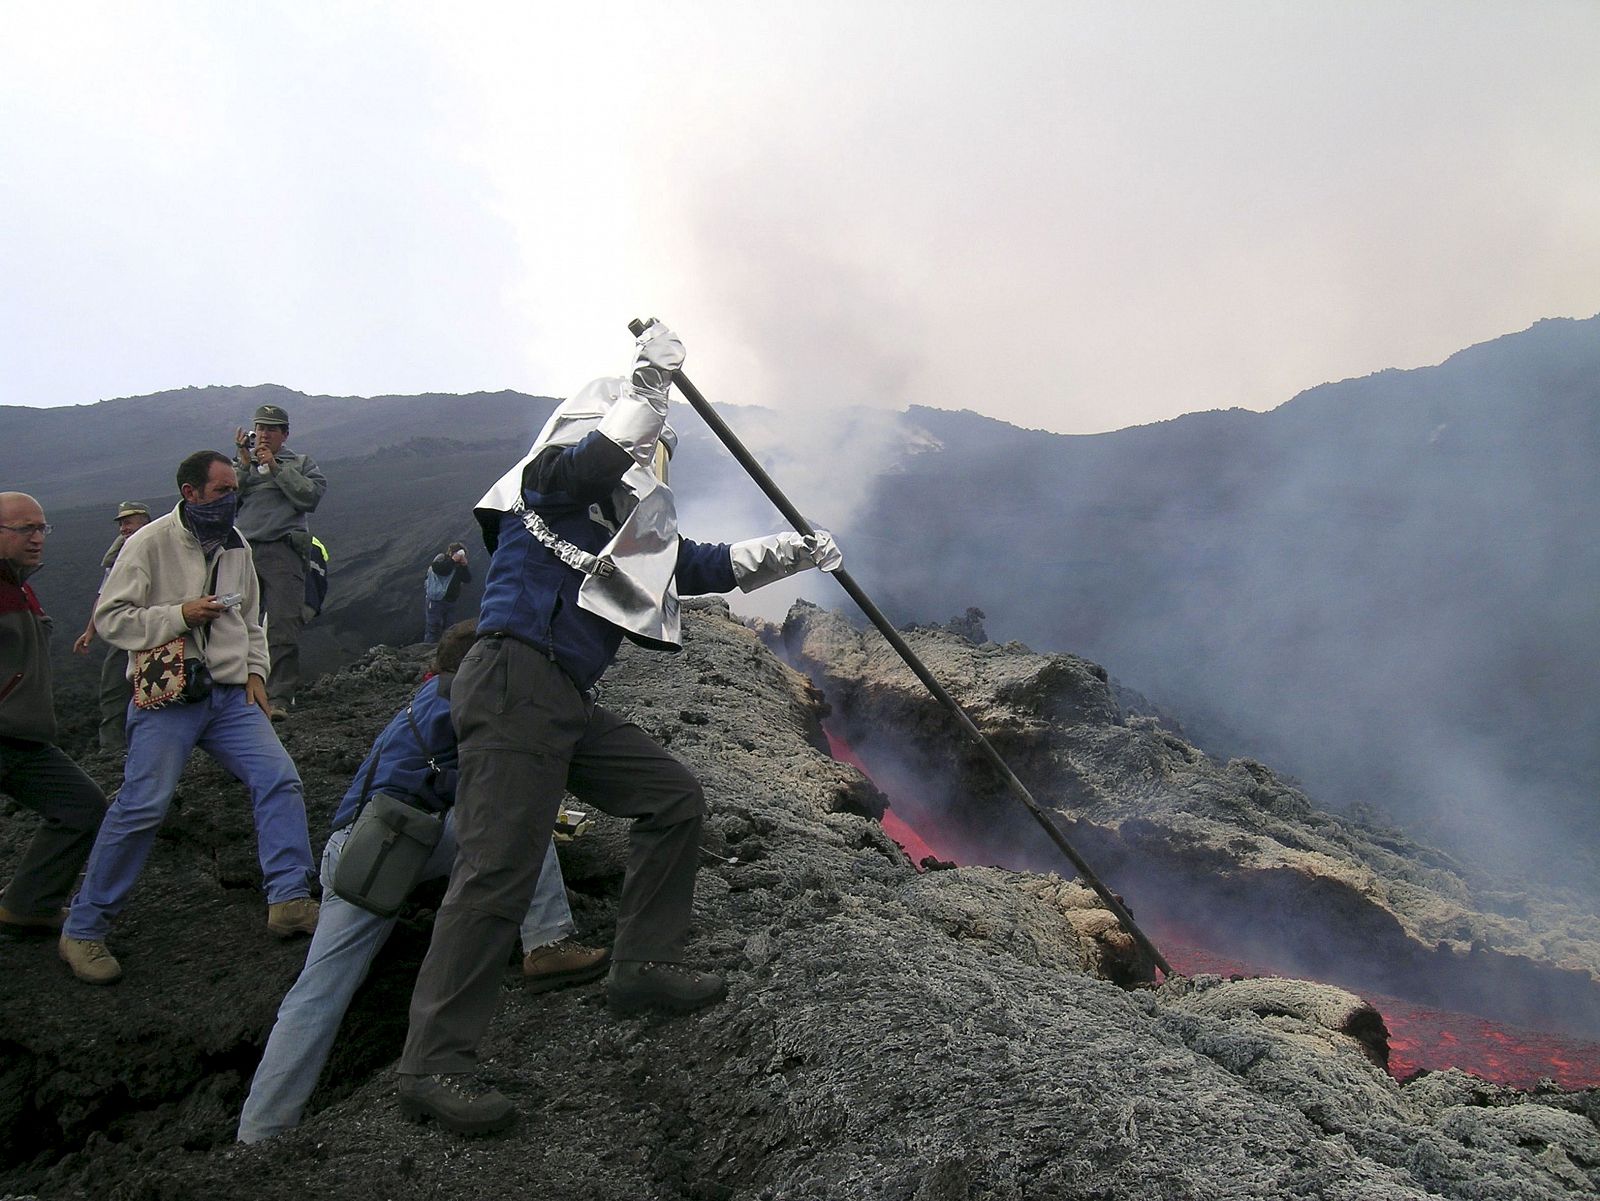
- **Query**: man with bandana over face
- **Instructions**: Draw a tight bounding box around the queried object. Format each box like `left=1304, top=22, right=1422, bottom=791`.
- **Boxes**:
left=395, top=321, right=842, bottom=1135
left=59, top=451, right=319, bottom=985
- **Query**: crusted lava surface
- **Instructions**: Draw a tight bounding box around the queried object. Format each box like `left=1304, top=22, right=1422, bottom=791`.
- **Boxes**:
left=2, top=599, right=1597, bottom=1199
left=780, top=600, right=1600, bottom=1041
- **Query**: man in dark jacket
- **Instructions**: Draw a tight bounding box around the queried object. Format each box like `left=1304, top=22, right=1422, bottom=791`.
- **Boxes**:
left=0, top=492, right=106, bottom=936
left=395, top=322, right=841, bottom=1135
left=422, top=543, right=471, bottom=643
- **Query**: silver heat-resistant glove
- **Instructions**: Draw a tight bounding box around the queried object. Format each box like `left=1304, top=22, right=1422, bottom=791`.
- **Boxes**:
left=730, top=530, right=843, bottom=593
left=599, top=320, right=685, bottom=470
left=628, top=320, right=685, bottom=401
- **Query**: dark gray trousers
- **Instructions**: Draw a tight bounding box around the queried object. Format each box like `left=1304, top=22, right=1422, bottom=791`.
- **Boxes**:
left=252, top=538, right=306, bottom=707
left=97, top=645, right=132, bottom=751
left=400, top=639, right=707, bottom=1068
left=399, top=635, right=705, bottom=1076
left=0, top=737, right=106, bottom=917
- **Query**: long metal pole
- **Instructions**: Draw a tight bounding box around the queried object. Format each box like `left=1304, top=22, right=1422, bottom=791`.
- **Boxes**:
left=631, top=319, right=1173, bottom=978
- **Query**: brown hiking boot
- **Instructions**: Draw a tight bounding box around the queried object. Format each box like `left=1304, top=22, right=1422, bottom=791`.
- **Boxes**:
left=267, top=897, right=320, bottom=937
left=0, top=904, right=67, bottom=938
left=522, top=939, right=610, bottom=994
left=59, top=934, right=123, bottom=985
left=606, top=960, right=727, bottom=1016
left=268, top=706, right=289, bottom=723
left=397, top=1073, right=514, bottom=1136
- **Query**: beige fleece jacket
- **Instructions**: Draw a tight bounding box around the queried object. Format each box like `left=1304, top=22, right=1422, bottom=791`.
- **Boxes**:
left=94, top=504, right=269, bottom=686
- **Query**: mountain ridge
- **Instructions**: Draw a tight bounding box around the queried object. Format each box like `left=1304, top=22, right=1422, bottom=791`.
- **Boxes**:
left=7, top=313, right=1596, bottom=887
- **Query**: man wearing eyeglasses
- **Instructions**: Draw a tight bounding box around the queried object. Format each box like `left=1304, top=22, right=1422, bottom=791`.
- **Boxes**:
left=0, top=492, right=108, bottom=939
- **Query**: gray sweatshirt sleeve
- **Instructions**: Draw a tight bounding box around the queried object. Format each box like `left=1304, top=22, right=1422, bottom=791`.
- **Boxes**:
left=274, top=452, right=327, bottom=513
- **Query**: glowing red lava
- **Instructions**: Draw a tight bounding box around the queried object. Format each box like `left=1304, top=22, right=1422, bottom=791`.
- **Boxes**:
left=1157, top=929, right=1600, bottom=1089
left=825, top=728, right=954, bottom=870
left=824, top=725, right=1600, bottom=1090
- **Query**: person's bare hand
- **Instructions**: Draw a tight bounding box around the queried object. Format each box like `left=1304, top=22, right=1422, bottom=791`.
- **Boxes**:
left=246, top=673, right=270, bottom=713
left=72, top=630, right=93, bottom=654
left=182, top=595, right=225, bottom=627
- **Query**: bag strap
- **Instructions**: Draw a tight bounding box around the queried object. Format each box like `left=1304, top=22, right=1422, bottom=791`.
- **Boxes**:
left=402, top=700, right=441, bottom=772
left=341, top=691, right=449, bottom=830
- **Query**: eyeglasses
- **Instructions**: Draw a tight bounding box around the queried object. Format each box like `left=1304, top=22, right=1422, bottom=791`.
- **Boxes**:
left=0, top=523, right=52, bottom=536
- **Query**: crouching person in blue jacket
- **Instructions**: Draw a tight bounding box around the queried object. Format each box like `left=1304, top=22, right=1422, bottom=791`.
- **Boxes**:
left=237, top=620, right=606, bottom=1144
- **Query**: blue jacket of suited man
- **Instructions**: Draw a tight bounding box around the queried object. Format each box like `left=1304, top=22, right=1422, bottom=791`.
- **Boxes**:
left=472, top=429, right=735, bottom=692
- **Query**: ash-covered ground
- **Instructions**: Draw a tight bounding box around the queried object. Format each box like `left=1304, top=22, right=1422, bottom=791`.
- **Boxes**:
left=3, top=600, right=1597, bottom=1200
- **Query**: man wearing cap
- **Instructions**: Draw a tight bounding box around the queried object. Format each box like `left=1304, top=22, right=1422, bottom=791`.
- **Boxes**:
left=234, top=404, right=327, bottom=721
left=73, top=501, right=153, bottom=751
left=1, top=492, right=107, bottom=938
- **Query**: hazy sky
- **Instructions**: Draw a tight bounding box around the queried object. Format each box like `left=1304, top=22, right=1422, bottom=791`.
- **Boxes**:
left=3, top=1, right=1597, bottom=434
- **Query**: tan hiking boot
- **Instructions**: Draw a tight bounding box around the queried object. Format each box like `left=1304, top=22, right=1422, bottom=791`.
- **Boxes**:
left=552, top=807, right=593, bottom=842
left=59, top=934, right=123, bottom=985
left=268, top=706, right=289, bottom=723
left=522, top=939, right=610, bottom=994
left=267, top=897, right=319, bottom=938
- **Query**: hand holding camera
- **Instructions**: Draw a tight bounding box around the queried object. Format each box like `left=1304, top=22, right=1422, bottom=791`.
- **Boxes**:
left=182, top=594, right=238, bottom=627
left=235, top=425, right=272, bottom=474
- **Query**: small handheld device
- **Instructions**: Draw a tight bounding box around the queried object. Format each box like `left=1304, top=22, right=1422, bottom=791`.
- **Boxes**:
left=244, top=430, right=269, bottom=474
left=217, top=592, right=244, bottom=610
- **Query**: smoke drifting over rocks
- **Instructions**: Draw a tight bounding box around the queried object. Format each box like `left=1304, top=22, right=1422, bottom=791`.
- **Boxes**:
left=3, top=602, right=1597, bottom=1199
left=778, top=600, right=1600, bottom=1040
left=846, top=315, right=1600, bottom=896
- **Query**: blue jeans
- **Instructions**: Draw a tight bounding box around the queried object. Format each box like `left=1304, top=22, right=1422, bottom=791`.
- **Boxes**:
left=64, top=684, right=315, bottom=942
left=236, top=819, right=573, bottom=1143
left=422, top=597, right=453, bottom=643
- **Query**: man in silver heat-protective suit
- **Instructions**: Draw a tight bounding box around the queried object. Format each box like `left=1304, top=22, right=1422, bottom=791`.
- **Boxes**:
left=395, top=321, right=841, bottom=1136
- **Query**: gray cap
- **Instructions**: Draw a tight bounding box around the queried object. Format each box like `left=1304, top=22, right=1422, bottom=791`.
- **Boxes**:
left=114, top=500, right=151, bottom=521
left=252, top=403, right=290, bottom=427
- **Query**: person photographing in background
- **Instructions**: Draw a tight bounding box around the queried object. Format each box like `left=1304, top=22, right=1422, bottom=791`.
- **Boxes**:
left=422, top=542, right=471, bottom=643
left=234, top=403, right=326, bottom=721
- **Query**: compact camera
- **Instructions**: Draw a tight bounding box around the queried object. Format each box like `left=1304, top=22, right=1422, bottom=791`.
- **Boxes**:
left=243, top=430, right=269, bottom=474
left=217, top=592, right=244, bottom=610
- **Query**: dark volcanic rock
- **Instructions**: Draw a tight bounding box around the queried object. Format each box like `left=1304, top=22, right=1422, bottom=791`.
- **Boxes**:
left=1, top=601, right=1597, bottom=1199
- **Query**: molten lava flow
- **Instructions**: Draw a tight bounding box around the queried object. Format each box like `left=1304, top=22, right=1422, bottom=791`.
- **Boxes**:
left=824, top=727, right=956, bottom=871
left=880, top=810, right=946, bottom=869
left=823, top=721, right=1600, bottom=1089
left=1376, top=990, right=1600, bottom=1089
left=1156, top=925, right=1600, bottom=1089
